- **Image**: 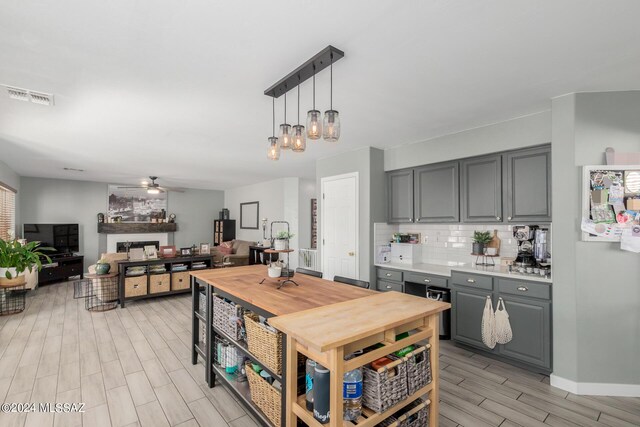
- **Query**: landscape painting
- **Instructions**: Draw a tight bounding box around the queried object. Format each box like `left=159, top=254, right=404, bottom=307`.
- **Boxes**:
left=108, top=185, right=167, bottom=222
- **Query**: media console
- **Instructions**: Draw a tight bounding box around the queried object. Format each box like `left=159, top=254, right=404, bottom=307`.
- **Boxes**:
left=39, top=255, right=84, bottom=285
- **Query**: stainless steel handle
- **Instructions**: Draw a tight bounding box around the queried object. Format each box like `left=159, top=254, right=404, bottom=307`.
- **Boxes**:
left=409, top=218, right=413, bottom=222
left=508, top=216, right=512, bottom=221
left=467, top=279, right=476, bottom=283
left=424, top=279, right=431, bottom=283
left=386, top=273, right=392, bottom=277
left=517, top=286, right=528, bottom=292
left=496, top=216, right=501, bottom=221
left=386, top=285, right=392, bottom=289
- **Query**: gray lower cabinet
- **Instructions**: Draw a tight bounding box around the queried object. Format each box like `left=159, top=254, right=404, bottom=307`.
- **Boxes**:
left=461, top=154, right=503, bottom=223
left=387, top=169, right=414, bottom=223
left=414, top=162, right=459, bottom=223
left=451, top=275, right=552, bottom=371
left=499, top=295, right=551, bottom=370
left=504, top=145, right=552, bottom=223
left=451, top=287, right=492, bottom=350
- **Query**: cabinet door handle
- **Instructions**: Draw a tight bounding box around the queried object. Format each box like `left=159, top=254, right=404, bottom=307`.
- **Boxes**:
left=467, top=279, right=476, bottom=283
left=386, top=285, right=392, bottom=289
left=386, top=273, right=392, bottom=277
left=424, top=279, right=431, bottom=283
left=409, top=218, right=413, bottom=222
left=517, top=286, right=528, bottom=292
left=496, top=216, right=501, bottom=221
left=508, top=216, right=512, bottom=221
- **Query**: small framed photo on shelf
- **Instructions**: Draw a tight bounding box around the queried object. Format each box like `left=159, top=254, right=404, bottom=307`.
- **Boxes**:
left=129, top=248, right=145, bottom=261
left=199, top=243, right=210, bottom=255
left=180, top=247, right=193, bottom=256
left=159, top=245, right=176, bottom=258
left=144, top=245, right=158, bottom=260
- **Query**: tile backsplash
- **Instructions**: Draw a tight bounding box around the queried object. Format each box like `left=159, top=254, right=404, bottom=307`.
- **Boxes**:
left=374, top=222, right=550, bottom=266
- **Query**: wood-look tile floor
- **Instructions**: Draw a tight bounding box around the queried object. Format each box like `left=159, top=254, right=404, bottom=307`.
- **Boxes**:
left=0, top=282, right=638, bottom=427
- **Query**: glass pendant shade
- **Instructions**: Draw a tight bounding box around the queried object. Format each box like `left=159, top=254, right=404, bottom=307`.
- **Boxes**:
left=279, top=123, right=292, bottom=150
left=323, top=110, right=340, bottom=142
left=306, top=110, right=322, bottom=140
left=267, top=136, right=280, bottom=160
left=291, top=125, right=306, bottom=152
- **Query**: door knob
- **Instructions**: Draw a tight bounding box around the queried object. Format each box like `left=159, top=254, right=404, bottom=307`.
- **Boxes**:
left=348, top=252, right=355, bottom=256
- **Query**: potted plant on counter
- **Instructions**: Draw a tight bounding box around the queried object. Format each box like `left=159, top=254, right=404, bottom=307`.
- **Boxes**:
left=472, top=231, right=492, bottom=255
left=274, top=231, right=295, bottom=251
left=0, top=240, right=53, bottom=285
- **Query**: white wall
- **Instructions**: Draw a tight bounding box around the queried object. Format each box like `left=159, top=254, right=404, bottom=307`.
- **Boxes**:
left=19, top=177, right=224, bottom=267
left=384, top=111, right=551, bottom=171
left=552, top=91, right=640, bottom=393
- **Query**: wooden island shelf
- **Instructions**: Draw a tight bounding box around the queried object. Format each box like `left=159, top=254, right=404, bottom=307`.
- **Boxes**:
left=190, top=265, right=449, bottom=427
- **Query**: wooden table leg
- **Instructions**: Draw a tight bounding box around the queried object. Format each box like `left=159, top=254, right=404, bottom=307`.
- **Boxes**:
left=429, top=314, right=440, bottom=427
left=329, top=346, right=344, bottom=427
left=285, top=335, right=298, bottom=427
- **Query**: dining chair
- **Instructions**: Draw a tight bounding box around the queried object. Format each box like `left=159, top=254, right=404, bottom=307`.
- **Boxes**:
left=333, top=275, right=370, bottom=289
left=295, top=268, right=323, bottom=278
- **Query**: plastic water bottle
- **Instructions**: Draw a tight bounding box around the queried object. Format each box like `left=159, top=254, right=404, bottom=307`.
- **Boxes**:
left=343, top=354, right=363, bottom=421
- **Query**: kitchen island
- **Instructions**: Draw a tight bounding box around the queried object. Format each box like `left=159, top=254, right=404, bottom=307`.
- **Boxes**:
left=190, top=265, right=375, bottom=426
left=190, top=265, right=449, bottom=426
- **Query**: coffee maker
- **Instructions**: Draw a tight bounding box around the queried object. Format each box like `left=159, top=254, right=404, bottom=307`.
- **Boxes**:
left=513, top=225, right=537, bottom=268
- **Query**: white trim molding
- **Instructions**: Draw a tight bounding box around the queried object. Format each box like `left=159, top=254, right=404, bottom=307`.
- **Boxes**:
left=551, top=374, right=640, bottom=397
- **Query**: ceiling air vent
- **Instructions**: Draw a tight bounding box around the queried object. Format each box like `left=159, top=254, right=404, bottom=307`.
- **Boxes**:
left=2, top=85, right=54, bottom=106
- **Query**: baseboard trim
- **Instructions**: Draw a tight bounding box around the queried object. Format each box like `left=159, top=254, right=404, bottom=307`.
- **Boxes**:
left=550, top=374, right=640, bottom=397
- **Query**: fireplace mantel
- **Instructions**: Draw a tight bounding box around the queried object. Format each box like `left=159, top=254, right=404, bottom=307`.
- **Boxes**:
left=97, top=223, right=177, bottom=234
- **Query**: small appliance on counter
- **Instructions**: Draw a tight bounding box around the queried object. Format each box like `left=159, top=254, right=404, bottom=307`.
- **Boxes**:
left=390, top=243, right=422, bottom=265
left=375, top=245, right=391, bottom=263
left=513, top=225, right=551, bottom=276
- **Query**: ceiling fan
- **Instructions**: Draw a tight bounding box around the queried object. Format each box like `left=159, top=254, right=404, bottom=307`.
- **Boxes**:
left=117, top=176, right=184, bottom=194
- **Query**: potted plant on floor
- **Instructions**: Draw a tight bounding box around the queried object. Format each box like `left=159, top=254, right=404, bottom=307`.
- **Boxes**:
left=472, top=231, right=492, bottom=255
left=274, top=231, right=295, bottom=251
left=0, top=240, right=53, bottom=285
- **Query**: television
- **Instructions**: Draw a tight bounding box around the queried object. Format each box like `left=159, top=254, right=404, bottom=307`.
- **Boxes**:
left=23, top=223, right=79, bottom=255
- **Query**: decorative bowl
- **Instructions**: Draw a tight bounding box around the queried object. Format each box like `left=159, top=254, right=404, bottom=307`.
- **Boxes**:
left=268, top=266, right=282, bottom=278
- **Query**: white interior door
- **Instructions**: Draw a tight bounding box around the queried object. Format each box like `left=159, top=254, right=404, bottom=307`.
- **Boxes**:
left=321, top=172, right=358, bottom=280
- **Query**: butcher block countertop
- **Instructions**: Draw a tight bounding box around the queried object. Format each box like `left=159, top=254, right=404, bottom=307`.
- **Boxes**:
left=269, top=291, right=450, bottom=352
left=190, top=265, right=375, bottom=316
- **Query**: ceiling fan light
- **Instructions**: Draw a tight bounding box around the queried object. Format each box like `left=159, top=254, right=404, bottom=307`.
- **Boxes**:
left=306, top=110, right=322, bottom=140
left=323, top=110, right=340, bottom=142
left=279, top=123, right=292, bottom=150
left=267, top=136, right=280, bottom=160
left=291, top=125, right=306, bottom=152
left=147, top=188, right=160, bottom=194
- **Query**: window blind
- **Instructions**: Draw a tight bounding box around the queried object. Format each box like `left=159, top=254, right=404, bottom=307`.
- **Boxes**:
left=0, top=183, right=16, bottom=241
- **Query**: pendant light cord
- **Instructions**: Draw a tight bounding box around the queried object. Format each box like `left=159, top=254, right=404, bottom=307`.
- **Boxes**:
left=330, top=53, right=333, bottom=110
left=284, top=85, right=287, bottom=123
left=272, top=97, right=275, bottom=137
left=297, top=76, right=300, bottom=124
left=312, top=65, right=316, bottom=110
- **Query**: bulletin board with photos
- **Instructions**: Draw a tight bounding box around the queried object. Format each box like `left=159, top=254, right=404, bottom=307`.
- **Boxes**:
left=582, top=165, right=640, bottom=242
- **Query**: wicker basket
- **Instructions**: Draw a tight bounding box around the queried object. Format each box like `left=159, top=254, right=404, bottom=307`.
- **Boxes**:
left=213, top=294, right=244, bottom=340
left=363, top=355, right=408, bottom=413
left=405, top=345, right=432, bottom=395
left=246, top=362, right=281, bottom=426
left=244, top=313, right=283, bottom=375
left=378, top=399, right=430, bottom=427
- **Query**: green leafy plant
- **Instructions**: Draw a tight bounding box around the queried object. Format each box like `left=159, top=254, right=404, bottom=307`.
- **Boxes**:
left=275, top=231, right=295, bottom=240
left=472, top=231, right=492, bottom=244
left=0, top=240, right=54, bottom=279
left=97, top=258, right=109, bottom=264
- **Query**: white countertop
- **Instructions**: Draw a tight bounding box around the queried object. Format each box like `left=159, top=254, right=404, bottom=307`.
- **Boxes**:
left=375, top=261, right=552, bottom=284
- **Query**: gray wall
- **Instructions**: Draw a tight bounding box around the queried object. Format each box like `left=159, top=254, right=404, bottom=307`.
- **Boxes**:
left=19, top=177, right=224, bottom=268
left=552, top=91, right=640, bottom=386
left=316, top=147, right=385, bottom=282
left=0, top=160, right=20, bottom=238
left=384, top=111, right=551, bottom=171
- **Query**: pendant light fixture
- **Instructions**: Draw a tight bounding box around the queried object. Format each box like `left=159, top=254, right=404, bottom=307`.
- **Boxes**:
left=323, top=53, right=340, bottom=142
left=278, top=86, right=292, bottom=150
left=306, top=65, right=322, bottom=140
left=267, top=97, right=280, bottom=160
left=291, top=76, right=306, bottom=152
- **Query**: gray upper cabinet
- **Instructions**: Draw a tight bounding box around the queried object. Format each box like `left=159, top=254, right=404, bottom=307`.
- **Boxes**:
left=414, top=162, right=459, bottom=223
left=461, top=154, right=503, bottom=223
left=499, top=295, right=551, bottom=370
left=387, top=169, right=414, bottom=223
left=504, top=145, right=552, bottom=223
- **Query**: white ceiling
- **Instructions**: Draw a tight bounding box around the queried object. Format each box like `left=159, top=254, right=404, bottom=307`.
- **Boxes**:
left=1, top=1, right=640, bottom=190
